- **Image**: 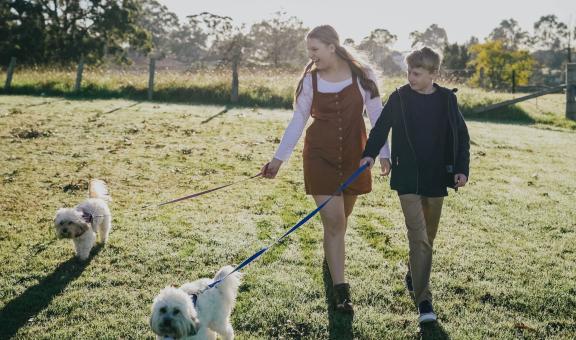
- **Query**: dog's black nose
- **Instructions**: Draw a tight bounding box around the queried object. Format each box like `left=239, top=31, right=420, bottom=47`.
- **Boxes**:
left=162, top=318, right=172, bottom=327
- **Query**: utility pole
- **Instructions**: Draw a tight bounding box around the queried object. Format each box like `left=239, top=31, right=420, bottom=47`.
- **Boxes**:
left=568, top=30, right=572, bottom=63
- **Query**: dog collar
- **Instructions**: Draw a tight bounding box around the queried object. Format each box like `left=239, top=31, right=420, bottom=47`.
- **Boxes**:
left=80, top=210, right=93, bottom=224
left=71, top=209, right=93, bottom=237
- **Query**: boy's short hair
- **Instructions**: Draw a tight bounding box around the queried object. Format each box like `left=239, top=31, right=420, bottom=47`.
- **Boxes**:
left=405, top=47, right=442, bottom=73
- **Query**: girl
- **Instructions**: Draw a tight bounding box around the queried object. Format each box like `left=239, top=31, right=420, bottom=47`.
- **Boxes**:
left=261, top=25, right=390, bottom=312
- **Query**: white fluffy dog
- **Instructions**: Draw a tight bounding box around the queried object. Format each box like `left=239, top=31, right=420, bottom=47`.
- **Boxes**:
left=53, top=179, right=112, bottom=260
left=150, top=266, right=242, bottom=340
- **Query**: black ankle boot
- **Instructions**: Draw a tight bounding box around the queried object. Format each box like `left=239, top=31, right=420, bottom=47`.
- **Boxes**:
left=333, top=283, right=354, bottom=313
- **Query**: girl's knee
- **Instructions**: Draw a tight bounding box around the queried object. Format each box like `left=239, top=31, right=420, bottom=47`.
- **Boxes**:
left=323, top=222, right=346, bottom=237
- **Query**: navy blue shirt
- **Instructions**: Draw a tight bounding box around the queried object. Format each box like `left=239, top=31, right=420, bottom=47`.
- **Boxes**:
left=404, top=87, right=449, bottom=197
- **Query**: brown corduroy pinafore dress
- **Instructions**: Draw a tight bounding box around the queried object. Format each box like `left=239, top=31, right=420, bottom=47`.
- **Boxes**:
left=303, top=71, right=372, bottom=195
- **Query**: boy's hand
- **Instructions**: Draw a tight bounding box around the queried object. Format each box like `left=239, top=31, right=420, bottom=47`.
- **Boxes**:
left=379, top=158, right=391, bottom=176
left=261, top=158, right=283, bottom=179
left=360, top=157, right=375, bottom=169
left=454, top=174, right=468, bottom=188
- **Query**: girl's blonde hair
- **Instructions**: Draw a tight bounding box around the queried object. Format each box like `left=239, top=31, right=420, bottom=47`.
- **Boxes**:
left=294, top=25, right=380, bottom=104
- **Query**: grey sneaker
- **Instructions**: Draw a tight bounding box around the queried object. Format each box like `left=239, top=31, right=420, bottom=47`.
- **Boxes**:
left=418, top=300, right=437, bottom=324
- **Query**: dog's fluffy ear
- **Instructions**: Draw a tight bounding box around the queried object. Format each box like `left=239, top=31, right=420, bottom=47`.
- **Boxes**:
left=75, top=221, right=90, bottom=236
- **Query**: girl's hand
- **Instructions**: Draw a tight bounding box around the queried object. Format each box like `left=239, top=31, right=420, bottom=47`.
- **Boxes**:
left=360, top=157, right=375, bottom=169
left=261, top=158, right=283, bottom=179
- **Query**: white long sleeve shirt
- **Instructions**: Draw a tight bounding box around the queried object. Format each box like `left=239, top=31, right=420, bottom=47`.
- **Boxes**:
left=274, top=72, right=391, bottom=162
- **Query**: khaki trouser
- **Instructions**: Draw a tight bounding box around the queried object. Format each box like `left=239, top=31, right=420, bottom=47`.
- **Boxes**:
left=398, top=194, right=444, bottom=304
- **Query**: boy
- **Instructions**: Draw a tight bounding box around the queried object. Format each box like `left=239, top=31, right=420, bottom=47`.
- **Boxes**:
left=360, top=47, right=470, bottom=324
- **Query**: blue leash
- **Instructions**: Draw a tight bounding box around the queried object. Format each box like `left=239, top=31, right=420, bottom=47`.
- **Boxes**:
left=207, top=162, right=369, bottom=289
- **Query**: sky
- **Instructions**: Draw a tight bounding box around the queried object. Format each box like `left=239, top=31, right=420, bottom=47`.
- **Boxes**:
left=158, top=0, right=575, bottom=51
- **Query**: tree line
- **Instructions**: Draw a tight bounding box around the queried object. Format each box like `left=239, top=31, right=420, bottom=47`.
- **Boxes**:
left=1, top=1, right=574, bottom=90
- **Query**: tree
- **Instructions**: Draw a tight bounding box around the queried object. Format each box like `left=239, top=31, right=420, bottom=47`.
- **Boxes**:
left=442, top=43, right=470, bottom=70
left=343, top=38, right=355, bottom=46
left=441, top=37, right=479, bottom=81
left=0, top=0, right=151, bottom=65
left=409, top=24, right=448, bottom=51
left=488, top=18, right=529, bottom=50
left=248, top=11, right=308, bottom=67
left=136, top=0, right=179, bottom=56
left=468, top=40, right=534, bottom=89
left=441, top=42, right=474, bottom=82
left=357, top=28, right=401, bottom=75
left=188, top=12, right=252, bottom=102
left=87, top=0, right=151, bottom=63
left=166, top=23, right=208, bottom=64
left=134, top=1, right=209, bottom=63
left=187, top=12, right=250, bottom=65
left=357, top=29, right=396, bottom=63
left=0, top=0, right=46, bottom=65
left=529, top=15, right=571, bottom=76
left=532, top=15, right=569, bottom=51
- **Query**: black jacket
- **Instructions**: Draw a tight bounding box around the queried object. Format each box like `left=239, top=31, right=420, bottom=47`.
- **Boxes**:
left=362, top=84, right=470, bottom=195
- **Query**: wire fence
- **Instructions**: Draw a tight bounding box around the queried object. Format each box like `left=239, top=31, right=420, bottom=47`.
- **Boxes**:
left=2, top=56, right=575, bottom=120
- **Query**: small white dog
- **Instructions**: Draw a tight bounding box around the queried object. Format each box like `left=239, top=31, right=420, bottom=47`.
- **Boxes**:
left=150, top=266, right=242, bottom=340
left=54, top=179, right=112, bottom=260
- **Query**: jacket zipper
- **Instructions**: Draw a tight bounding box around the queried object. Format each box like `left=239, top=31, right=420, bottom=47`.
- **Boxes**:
left=396, top=88, right=419, bottom=194
left=450, top=94, right=459, bottom=190
left=448, top=95, right=457, bottom=168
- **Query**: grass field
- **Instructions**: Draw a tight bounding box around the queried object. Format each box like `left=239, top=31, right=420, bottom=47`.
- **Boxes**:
left=0, top=94, right=575, bottom=339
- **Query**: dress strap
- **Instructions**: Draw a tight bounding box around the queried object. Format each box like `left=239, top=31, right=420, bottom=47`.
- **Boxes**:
left=311, top=70, right=318, bottom=95
left=310, top=70, right=318, bottom=117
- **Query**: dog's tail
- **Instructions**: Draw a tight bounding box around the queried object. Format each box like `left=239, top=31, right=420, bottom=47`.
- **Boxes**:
left=89, top=179, right=111, bottom=201
left=213, top=265, right=242, bottom=300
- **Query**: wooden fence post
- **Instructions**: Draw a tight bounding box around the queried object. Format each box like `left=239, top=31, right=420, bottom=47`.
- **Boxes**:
left=148, top=57, right=156, bottom=101
left=566, top=63, right=576, bottom=120
left=75, top=55, right=84, bottom=93
left=231, top=57, right=239, bottom=103
left=568, top=31, right=572, bottom=63
left=4, top=57, right=16, bottom=90
left=511, top=70, right=516, bottom=94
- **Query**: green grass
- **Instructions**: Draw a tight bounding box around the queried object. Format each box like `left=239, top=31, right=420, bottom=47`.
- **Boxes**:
left=2, top=67, right=575, bottom=130
left=0, top=95, right=575, bottom=339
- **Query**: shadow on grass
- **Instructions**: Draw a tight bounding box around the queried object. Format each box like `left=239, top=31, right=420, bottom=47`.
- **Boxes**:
left=201, top=106, right=230, bottom=124
left=461, top=104, right=536, bottom=125
left=420, top=320, right=450, bottom=340
left=0, top=245, right=102, bottom=339
left=0, top=83, right=293, bottom=109
left=103, top=101, right=142, bottom=114
left=322, top=259, right=354, bottom=340
left=25, top=98, right=68, bottom=108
